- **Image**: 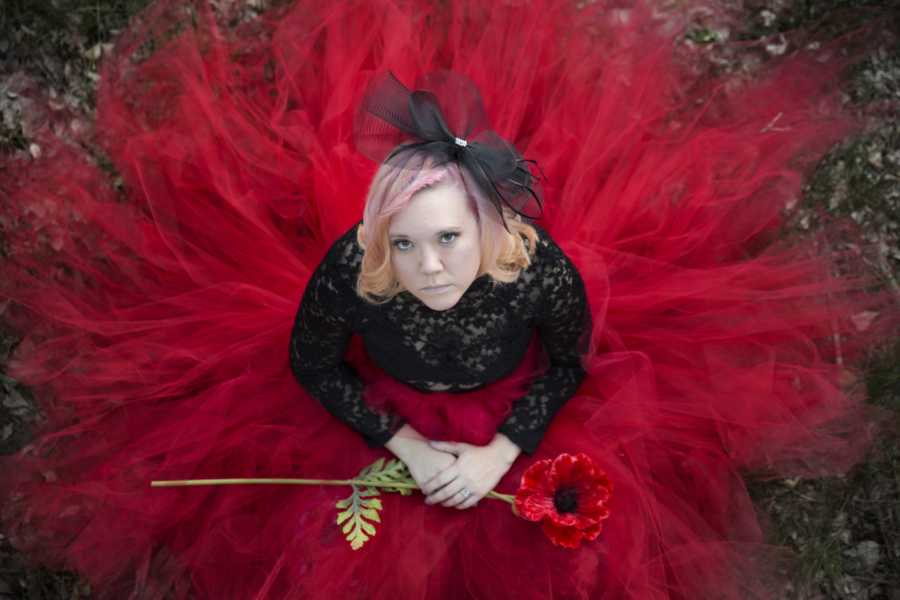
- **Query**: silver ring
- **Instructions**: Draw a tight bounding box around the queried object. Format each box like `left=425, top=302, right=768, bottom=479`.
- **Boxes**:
left=458, top=488, right=471, bottom=500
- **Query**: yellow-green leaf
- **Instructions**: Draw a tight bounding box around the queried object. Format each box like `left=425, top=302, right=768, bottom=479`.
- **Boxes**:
left=336, top=508, right=353, bottom=525
left=361, top=498, right=382, bottom=510
left=359, top=520, right=376, bottom=536
left=360, top=508, right=381, bottom=522
left=333, top=458, right=403, bottom=550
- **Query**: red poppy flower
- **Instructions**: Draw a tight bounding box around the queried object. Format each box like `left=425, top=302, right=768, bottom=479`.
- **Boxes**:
left=514, top=452, right=613, bottom=549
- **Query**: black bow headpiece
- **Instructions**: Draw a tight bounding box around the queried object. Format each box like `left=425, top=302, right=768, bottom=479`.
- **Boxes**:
left=353, top=70, right=543, bottom=227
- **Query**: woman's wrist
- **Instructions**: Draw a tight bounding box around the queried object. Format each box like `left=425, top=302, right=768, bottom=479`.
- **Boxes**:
left=490, top=432, right=522, bottom=464
left=385, top=423, right=426, bottom=459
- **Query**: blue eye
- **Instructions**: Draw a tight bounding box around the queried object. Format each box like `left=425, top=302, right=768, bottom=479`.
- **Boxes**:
left=439, top=232, right=459, bottom=244
left=392, top=239, right=412, bottom=251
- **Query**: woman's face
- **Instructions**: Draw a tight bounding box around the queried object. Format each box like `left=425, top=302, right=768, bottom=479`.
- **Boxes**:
left=388, top=181, right=481, bottom=311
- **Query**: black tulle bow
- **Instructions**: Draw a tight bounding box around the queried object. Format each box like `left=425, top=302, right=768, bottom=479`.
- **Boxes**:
left=353, top=70, right=543, bottom=226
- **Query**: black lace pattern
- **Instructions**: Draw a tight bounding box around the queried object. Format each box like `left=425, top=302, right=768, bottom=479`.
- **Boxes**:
left=289, top=222, right=591, bottom=454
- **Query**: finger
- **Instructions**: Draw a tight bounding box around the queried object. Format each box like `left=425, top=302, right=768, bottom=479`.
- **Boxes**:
left=426, top=478, right=463, bottom=505
left=428, top=441, right=460, bottom=455
left=422, top=463, right=457, bottom=494
left=444, top=487, right=478, bottom=509
left=455, top=494, right=480, bottom=510
left=437, top=483, right=470, bottom=508
left=422, top=466, right=458, bottom=497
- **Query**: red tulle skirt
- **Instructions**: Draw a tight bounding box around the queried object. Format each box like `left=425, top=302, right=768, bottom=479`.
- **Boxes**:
left=1, top=0, right=896, bottom=598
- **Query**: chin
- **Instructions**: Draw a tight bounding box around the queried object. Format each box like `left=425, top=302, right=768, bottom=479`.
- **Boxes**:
left=415, top=291, right=463, bottom=311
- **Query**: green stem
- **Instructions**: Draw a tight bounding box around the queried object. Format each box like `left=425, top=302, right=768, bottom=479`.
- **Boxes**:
left=151, top=477, right=516, bottom=505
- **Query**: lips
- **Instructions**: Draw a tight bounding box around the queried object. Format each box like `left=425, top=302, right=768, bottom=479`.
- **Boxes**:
left=421, top=284, right=452, bottom=293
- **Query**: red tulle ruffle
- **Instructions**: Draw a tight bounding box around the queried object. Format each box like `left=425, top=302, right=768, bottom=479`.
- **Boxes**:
left=359, top=336, right=542, bottom=446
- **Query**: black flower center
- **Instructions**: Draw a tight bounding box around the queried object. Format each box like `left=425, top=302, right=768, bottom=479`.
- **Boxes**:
left=553, top=486, right=579, bottom=514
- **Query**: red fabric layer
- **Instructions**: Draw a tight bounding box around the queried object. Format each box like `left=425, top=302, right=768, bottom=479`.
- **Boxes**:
left=1, top=0, right=897, bottom=598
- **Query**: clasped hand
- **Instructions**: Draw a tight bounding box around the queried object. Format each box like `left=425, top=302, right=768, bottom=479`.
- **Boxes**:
left=386, top=427, right=521, bottom=510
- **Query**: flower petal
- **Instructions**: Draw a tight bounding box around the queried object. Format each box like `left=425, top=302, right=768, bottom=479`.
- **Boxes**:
left=520, top=459, right=554, bottom=494
left=549, top=453, right=580, bottom=487
left=541, top=519, right=585, bottom=549
left=548, top=510, right=579, bottom=527
left=516, top=490, right=556, bottom=522
left=577, top=488, right=612, bottom=519
left=568, top=453, right=600, bottom=483
left=580, top=521, right=604, bottom=542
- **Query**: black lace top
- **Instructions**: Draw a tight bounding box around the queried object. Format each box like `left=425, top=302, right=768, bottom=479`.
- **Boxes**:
left=289, top=221, right=591, bottom=454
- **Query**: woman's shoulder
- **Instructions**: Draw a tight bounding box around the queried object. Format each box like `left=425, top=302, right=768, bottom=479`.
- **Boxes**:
left=522, top=222, right=584, bottom=291
left=525, top=222, right=572, bottom=268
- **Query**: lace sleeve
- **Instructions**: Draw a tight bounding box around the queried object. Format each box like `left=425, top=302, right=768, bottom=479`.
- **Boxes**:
left=497, top=235, right=591, bottom=454
left=289, top=231, right=405, bottom=447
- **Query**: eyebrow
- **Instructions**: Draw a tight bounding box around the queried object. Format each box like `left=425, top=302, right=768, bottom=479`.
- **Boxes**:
left=388, top=227, right=463, bottom=239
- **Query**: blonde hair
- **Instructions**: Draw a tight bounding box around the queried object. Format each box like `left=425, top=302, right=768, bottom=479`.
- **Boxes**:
left=356, top=150, right=537, bottom=303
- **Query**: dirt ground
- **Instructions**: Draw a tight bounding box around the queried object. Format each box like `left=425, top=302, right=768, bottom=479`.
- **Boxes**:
left=1, top=1, right=898, bottom=598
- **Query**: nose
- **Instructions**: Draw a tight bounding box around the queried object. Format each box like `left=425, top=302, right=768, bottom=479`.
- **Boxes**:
left=419, top=245, right=443, bottom=275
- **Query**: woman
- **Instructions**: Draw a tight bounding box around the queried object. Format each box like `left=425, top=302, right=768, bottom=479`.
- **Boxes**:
left=290, top=72, right=592, bottom=515
left=0, top=0, right=894, bottom=598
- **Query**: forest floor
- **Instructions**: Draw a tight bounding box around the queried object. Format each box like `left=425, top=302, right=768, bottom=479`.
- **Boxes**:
left=0, top=0, right=898, bottom=598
